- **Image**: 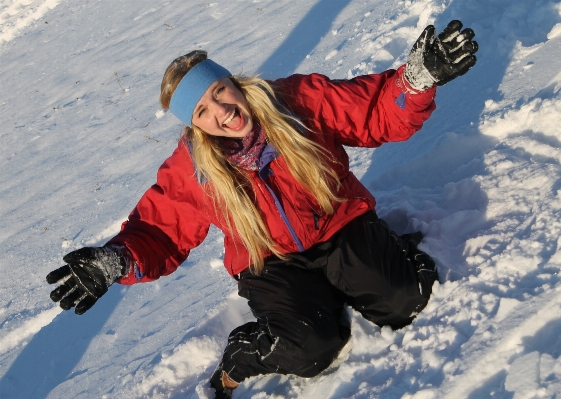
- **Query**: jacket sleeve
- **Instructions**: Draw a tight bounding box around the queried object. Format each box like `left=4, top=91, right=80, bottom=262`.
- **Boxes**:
left=106, top=140, right=211, bottom=285
left=273, top=64, right=436, bottom=147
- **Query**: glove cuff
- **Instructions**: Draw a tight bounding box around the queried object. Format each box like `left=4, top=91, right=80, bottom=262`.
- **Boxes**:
left=101, top=245, right=132, bottom=285
left=404, top=63, right=437, bottom=92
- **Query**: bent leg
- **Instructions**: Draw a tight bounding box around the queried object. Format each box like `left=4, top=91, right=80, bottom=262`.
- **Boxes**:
left=211, top=261, right=350, bottom=396
left=325, top=211, right=439, bottom=329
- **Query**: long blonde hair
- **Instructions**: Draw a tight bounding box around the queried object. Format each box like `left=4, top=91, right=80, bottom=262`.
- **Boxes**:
left=160, top=51, right=342, bottom=274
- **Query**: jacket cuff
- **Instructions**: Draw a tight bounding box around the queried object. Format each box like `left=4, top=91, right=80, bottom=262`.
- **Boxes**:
left=104, top=240, right=146, bottom=285
left=396, top=64, right=436, bottom=94
left=393, top=65, right=437, bottom=110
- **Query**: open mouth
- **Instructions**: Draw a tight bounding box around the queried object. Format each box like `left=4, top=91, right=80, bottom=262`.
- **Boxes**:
left=222, top=107, right=245, bottom=131
left=223, top=108, right=237, bottom=126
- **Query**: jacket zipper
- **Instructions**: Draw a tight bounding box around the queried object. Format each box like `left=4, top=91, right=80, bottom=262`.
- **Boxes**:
left=258, top=167, right=305, bottom=252
left=313, top=211, right=320, bottom=230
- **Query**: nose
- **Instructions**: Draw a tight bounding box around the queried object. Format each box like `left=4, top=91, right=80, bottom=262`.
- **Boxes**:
left=208, top=100, right=228, bottom=117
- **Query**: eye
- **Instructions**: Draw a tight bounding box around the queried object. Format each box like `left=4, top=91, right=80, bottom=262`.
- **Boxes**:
left=216, top=86, right=225, bottom=95
left=198, top=108, right=206, bottom=118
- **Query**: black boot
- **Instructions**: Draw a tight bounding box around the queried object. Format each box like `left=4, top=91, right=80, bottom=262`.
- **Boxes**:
left=210, top=366, right=232, bottom=399
left=400, top=231, right=424, bottom=248
left=408, top=246, right=439, bottom=298
left=399, top=230, right=439, bottom=297
left=210, top=366, right=237, bottom=399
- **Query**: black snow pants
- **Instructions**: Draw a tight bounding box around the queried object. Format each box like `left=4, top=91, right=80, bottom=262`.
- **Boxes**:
left=211, top=211, right=438, bottom=392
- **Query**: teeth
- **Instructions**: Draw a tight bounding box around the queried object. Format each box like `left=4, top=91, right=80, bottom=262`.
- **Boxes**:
left=223, top=109, right=236, bottom=126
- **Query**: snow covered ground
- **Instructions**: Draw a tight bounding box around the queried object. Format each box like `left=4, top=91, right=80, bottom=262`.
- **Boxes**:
left=1, top=0, right=561, bottom=397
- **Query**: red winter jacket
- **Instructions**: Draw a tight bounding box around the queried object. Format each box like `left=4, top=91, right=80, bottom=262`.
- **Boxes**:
left=108, top=65, right=436, bottom=284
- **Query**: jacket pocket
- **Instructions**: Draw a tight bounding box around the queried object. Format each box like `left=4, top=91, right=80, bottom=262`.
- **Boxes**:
left=312, top=211, right=320, bottom=230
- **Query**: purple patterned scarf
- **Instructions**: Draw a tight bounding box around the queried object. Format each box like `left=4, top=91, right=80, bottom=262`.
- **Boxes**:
left=220, top=122, right=267, bottom=171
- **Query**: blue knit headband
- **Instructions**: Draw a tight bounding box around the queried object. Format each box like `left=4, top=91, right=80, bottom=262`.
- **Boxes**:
left=169, top=59, right=232, bottom=127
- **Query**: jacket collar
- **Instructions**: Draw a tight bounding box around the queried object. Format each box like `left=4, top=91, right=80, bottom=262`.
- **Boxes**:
left=259, top=143, right=279, bottom=170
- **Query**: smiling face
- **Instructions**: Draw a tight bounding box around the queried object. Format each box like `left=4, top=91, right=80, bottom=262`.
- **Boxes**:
left=191, top=77, right=253, bottom=138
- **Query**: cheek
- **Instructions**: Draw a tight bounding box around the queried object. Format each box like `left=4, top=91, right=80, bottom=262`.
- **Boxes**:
left=236, top=94, right=250, bottom=113
left=194, top=117, right=215, bottom=133
left=227, top=86, right=249, bottom=108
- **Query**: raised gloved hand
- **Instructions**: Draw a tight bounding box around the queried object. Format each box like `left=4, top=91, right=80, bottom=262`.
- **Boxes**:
left=46, top=246, right=130, bottom=315
left=405, top=20, right=478, bottom=91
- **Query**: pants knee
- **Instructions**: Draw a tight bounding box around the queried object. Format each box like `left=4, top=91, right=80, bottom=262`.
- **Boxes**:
left=221, top=320, right=350, bottom=382
left=288, top=323, right=350, bottom=377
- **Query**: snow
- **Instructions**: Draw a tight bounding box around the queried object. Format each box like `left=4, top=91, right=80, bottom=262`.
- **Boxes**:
left=0, top=0, right=63, bottom=45
left=1, top=0, right=561, bottom=398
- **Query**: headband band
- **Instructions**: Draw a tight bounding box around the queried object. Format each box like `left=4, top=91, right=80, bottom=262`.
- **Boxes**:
left=169, top=59, right=232, bottom=127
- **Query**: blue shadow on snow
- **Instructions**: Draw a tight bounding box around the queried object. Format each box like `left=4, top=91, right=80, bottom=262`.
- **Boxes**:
left=258, top=0, right=352, bottom=79
left=0, top=287, right=123, bottom=399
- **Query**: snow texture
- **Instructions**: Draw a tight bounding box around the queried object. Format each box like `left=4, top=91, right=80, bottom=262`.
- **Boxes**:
left=2, top=0, right=561, bottom=398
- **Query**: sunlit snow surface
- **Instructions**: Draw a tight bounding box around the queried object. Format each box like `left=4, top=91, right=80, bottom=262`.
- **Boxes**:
left=0, top=0, right=63, bottom=45
left=2, top=0, right=561, bottom=398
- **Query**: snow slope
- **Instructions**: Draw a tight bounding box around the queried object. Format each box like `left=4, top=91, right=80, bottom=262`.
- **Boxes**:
left=1, top=0, right=561, bottom=398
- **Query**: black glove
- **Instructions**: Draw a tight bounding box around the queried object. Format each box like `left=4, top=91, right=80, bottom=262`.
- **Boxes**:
left=405, top=20, right=478, bottom=91
left=46, top=246, right=130, bottom=315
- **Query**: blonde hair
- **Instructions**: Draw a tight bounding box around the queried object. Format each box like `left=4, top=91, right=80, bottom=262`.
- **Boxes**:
left=161, top=51, right=342, bottom=274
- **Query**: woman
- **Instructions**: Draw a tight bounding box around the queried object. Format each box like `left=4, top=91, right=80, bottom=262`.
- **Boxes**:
left=47, top=21, right=477, bottom=398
